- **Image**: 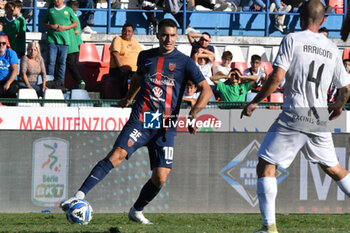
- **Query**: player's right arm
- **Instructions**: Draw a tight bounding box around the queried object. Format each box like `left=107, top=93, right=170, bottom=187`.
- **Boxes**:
left=241, top=66, right=285, bottom=118
left=118, top=73, right=142, bottom=108
left=328, top=84, right=350, bottom=120
left=188, top=80, right=213, bottom=134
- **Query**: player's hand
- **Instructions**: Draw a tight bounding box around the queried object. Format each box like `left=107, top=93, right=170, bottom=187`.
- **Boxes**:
left=240, top=102, right=258, bottom=118
left=187, top=113, right=197, bottom=135
left=328, top=105, right=343, bottom=120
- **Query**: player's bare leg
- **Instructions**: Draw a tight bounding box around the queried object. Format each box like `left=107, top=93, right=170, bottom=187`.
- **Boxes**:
left=320, top=163, right=350, bottom=196
left=129, top=167, right=171, bottom=224
left=254, top=158, right=279, bottom=233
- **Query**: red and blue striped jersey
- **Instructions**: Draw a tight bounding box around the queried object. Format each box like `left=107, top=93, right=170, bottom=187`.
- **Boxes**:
left=129, top=48, right=205, bottom=125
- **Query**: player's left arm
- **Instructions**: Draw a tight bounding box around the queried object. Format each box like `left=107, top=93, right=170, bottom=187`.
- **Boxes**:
left=118, top=73, right=142, bottom=107
left=188, top=80, right=213, bottom=134
left=329, top=84, right=350, bottom=120
left=241, top=66, right=285, bottom=118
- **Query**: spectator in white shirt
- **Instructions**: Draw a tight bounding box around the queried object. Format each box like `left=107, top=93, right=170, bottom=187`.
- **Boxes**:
left=243, top=54, right=268, bottom=92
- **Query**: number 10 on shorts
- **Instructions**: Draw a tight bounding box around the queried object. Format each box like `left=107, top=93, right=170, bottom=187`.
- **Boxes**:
left=163, top=146, right=173, bottom=161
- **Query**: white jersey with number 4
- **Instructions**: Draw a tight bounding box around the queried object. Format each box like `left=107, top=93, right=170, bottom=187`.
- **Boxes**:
left=273, top=30, right=350, bottom=133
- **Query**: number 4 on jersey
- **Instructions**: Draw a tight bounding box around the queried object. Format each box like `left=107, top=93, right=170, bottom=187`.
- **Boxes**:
left=307, top=61, right=325, bottom=99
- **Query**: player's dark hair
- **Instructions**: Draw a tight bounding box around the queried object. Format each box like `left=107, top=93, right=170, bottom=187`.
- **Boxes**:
left=122, top=22, right=134, bottom=31
left=158, top=18, right=178, bottom=31
left=202, top=32, right=211, bottom=38
left=251, top=54, right=261, bottom=62
left=222, top=51, right=233, bottom=60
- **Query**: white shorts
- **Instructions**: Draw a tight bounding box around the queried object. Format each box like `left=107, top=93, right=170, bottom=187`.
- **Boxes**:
left=258, top=121, right=339, bottom=168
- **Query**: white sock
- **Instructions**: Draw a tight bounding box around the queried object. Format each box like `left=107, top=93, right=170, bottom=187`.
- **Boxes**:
left=257, top=177, right=277, bottom=226
left=74, top=190, right=85, bottom=199
left=337, top=174, right=350, bottom=197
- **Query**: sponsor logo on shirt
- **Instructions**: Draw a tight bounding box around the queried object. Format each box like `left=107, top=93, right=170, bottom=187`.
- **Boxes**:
left=152, top=86, right=163, bottom=98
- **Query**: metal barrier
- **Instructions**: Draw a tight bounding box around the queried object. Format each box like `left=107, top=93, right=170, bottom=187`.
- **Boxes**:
left=23, top=0, right=347, bottom=36
left=0, top=98, right=338, bottom=109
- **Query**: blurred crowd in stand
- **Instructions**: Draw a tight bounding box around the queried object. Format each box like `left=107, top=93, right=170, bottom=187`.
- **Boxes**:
left=0, top=0, right=347, bottom=109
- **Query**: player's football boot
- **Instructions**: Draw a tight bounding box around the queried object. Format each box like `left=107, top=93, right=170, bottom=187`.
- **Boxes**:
left=59, top=197, right=79, bottom=212
left=128, top=206, right=153, bottom=224
left=254, top=224, right=278, bottom=233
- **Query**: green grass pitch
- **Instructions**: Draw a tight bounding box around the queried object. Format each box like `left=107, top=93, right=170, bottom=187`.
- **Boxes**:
left=0, top=213, right=350, bottom=232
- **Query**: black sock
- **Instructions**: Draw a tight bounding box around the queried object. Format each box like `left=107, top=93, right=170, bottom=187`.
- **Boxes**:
left=79, top=158, right=114, bottom=195
left=133, top=179, right=161, bottom=211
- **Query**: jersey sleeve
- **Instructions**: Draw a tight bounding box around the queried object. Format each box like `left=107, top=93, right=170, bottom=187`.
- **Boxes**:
left=185, top=56, right=205, bottom=85
left=273, top=34, right=294, bottom=72
left=332, top=53, right=350, bottom=88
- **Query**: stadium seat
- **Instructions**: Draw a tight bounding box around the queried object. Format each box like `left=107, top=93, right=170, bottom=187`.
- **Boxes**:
left=78, top=43, right=108, bottom=86
left=342, top=48, right=350, bottom=60
left=269, top=92, right=283, bottom=109
left=43, top=89, right=67, bottom=107
left=246, top=92, right=257, bottom=102
left=246, top=92, right=267, bottom=103
left=215, top=60, right=222, bottom=66
left=270, top=46, right=279, bottom=62
left=247, top=45, right=268, bottom=63
left=260, top=62, right=273, bottom=75
left=79, top=43, right=101, bottom=63
left=329, top=0, right=343, bottom=13
left=177, top=44, right=192, bottom=57
left=17, top=89, right=40, bottom=107
left=224, top=45, right=245, bottom=62
left=70, top=89, right=93, bottom=107
left=213, top=46, right=223, bottom=62
left=231, top=62, right=248, bottom=74
left=101, top=43, right=111, bottom=65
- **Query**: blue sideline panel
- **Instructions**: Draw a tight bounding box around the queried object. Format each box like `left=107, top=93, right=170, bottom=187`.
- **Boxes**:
left=26, top=9, right=344, bottom=37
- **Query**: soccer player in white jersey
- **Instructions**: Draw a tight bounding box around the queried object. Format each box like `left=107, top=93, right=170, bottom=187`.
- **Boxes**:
left=241, top=0, right=350, bottom=232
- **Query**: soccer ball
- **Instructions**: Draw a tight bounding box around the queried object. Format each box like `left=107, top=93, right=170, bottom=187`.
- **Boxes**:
left=66, top=199, right=93, bottom=225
